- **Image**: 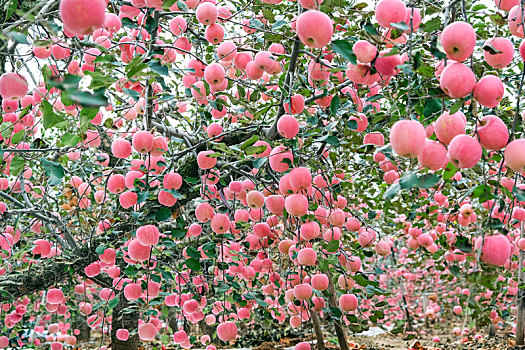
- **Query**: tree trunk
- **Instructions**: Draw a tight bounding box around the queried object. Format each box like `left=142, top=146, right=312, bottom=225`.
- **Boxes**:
left=72, top=314, right=91, bottom=342
left=168, top=307, right=179, bottom=333
left=326, top=271, right=349, bottom=350
left=310, top=308, right=325, bottom=350
left=111, top=297, right=139, bottom=350
left=488, top=324, right=496, bottom=338
left=518, top=222, right=525, bottom=346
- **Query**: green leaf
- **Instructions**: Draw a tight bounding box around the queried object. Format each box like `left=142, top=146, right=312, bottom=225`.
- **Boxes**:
left=108, top=296, right=120, bottom=309
left=61, top=133, right=81, bottom=147
left=7, top=31, right=28, bottom=44
left=399, top=172, right=418, bottom=190
left=67, top=90, right=108, bottom=107
left=10, top=156, right=25, bottom=176
left=421, top=17, right=442, bottom=32
left=164, top=189, right=185, bottom=199
left=185, top=258, right=201, bottom=271
left=353, top=273, right=379, bottom=288
left=40, top=158, right=65, bottom=185
left=272, top=20, right=287, bottom=30
left=240, top=135, right=259, bottom=150
left=253, top=157, right=267, bottom=169
left=41, top=100, right=65, bottom=129
left=148, top=60, right=169, bottom=76
left=186, top=247, right=201, bottom=259
left=249, top=18, right=264, bottom=29
left=162, top=0, right=177, bottom=9
left=123, top=88, right=140, bottom=100
left=320, top=135, right=340, bottom=146
left=245, top=145, right=267, bottom=155
left=449, top=264, right=461, bottom=278
left=177, top=1, right=189, bottom=11
left=384, top=182, right=400, bottom=200
left=11, top=130, right=24, bottom=145
left=474, top=184, right=494, bottom=203
left=363, top=23, right=379, bottom=35
left=390, top=22, right=410, bottom=31
left=155, top=207, right=172, bottom=221
left=331, top=40, right=357, bottom=65
left=449, top=99, right=463, bottom=114
left=417, top=174, right=440, bottom=188
left=121, top=17, right=138, bottom=29
left=145, top=14, right=159, bottom=35
left=330, top=95, right=340, bottom=115
left=4, top=0, right=17, bottom=21
left=325, top=240, right=339, bottom=253
left=216, top=284, right=230, bottom=293
left=80, top=107, right=98, bottom=133
left=455, top=235, right=472, bottom=253
left=124, top=265, right=138, bottom=277
left=514, top=185, right=525, bottom=202
left=347, top=119, right=358, bottom=130
left=423, top=98, right=441, bottom=117
left=367, top=94, right=384, bottom=102
left=443, top=162, right=457, bottom=181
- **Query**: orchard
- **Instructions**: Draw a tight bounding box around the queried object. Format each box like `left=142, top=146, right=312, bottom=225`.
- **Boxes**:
left=0, top=0, right=525, bottom=349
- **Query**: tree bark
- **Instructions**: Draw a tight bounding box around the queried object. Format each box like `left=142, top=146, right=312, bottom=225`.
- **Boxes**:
left=72, top=313, right=91, bottom=342
left=517, top=223, right=525, bottom=345
left=326, top=271, right=349, bottom=350
left=111, top=297, right=139, bottom=350
left=310, top=308, right=325, bottom=350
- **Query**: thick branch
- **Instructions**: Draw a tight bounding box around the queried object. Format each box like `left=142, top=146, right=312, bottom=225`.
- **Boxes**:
left=0, top=245, right=97, bottom=303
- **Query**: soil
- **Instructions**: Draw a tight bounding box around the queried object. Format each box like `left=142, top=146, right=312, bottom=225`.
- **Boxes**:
left=72, top=324, right=521, bottom=350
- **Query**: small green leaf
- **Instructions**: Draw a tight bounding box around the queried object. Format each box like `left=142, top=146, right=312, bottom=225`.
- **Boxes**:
left=10, top=156, right=25, bottom=176
left=421, top=17, right=442, bottom=32
left=399, top=172, right=418, bottom=190
left=363, top=23, right=379, bottom=35
left=121, top=17, right=138, bottom=29
left=40, top=158, right=65, bottom=185
left=108, top=296, right=120, bottom=309
left=245, top=145, right=267, bottom=155
left=325, top=240, right=339, bottom=253
left=148, top=60, right=169, bottom=76
left=455, top=235, right=472, bottom=253
left=449, top=99, right=463, bottom=114
left=185, top=258, right=201, bottom=271
left=347, top=119, right=358, bottom=130
left=320, top=135, right=340, bottom=146
left=4, top=0, right=17, bottom=21
left=249, top=18, right=264, bottom=29
left=330, top=95, right=340, bottom=115
left=514, top=185, right=525, bottom=202
left=423, top=98, right=441, bottom=117
left=417, top=174, right=440, bottom=188
left=240, top=135, right=260, bottom=151
left=80, top=107, right=98, bottom=133
left=41, top=100, right=65, bottom=129
left=272, top=20, right=287, bottom=30
left=177, top=1, right=189, bottom=11
left=61, top=133, right=81, bottom=147
left=68, top=90, right=108, bottom=107
left=164, top=189, right=185, bottom=199
left=331, top=40, right=357, bottom=65
left=7, top=31, right=28, bottom=44
left=156, top=207, right=172, bottom=221
left=443, top=162, right=457, bottom=181
left=474, top=184, right=494, bottom=203
left=390, top=21, right=410, bottom=31
left=384, top=182, right=400, bottom=200
left=162, top=0, right=177, bottom=9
